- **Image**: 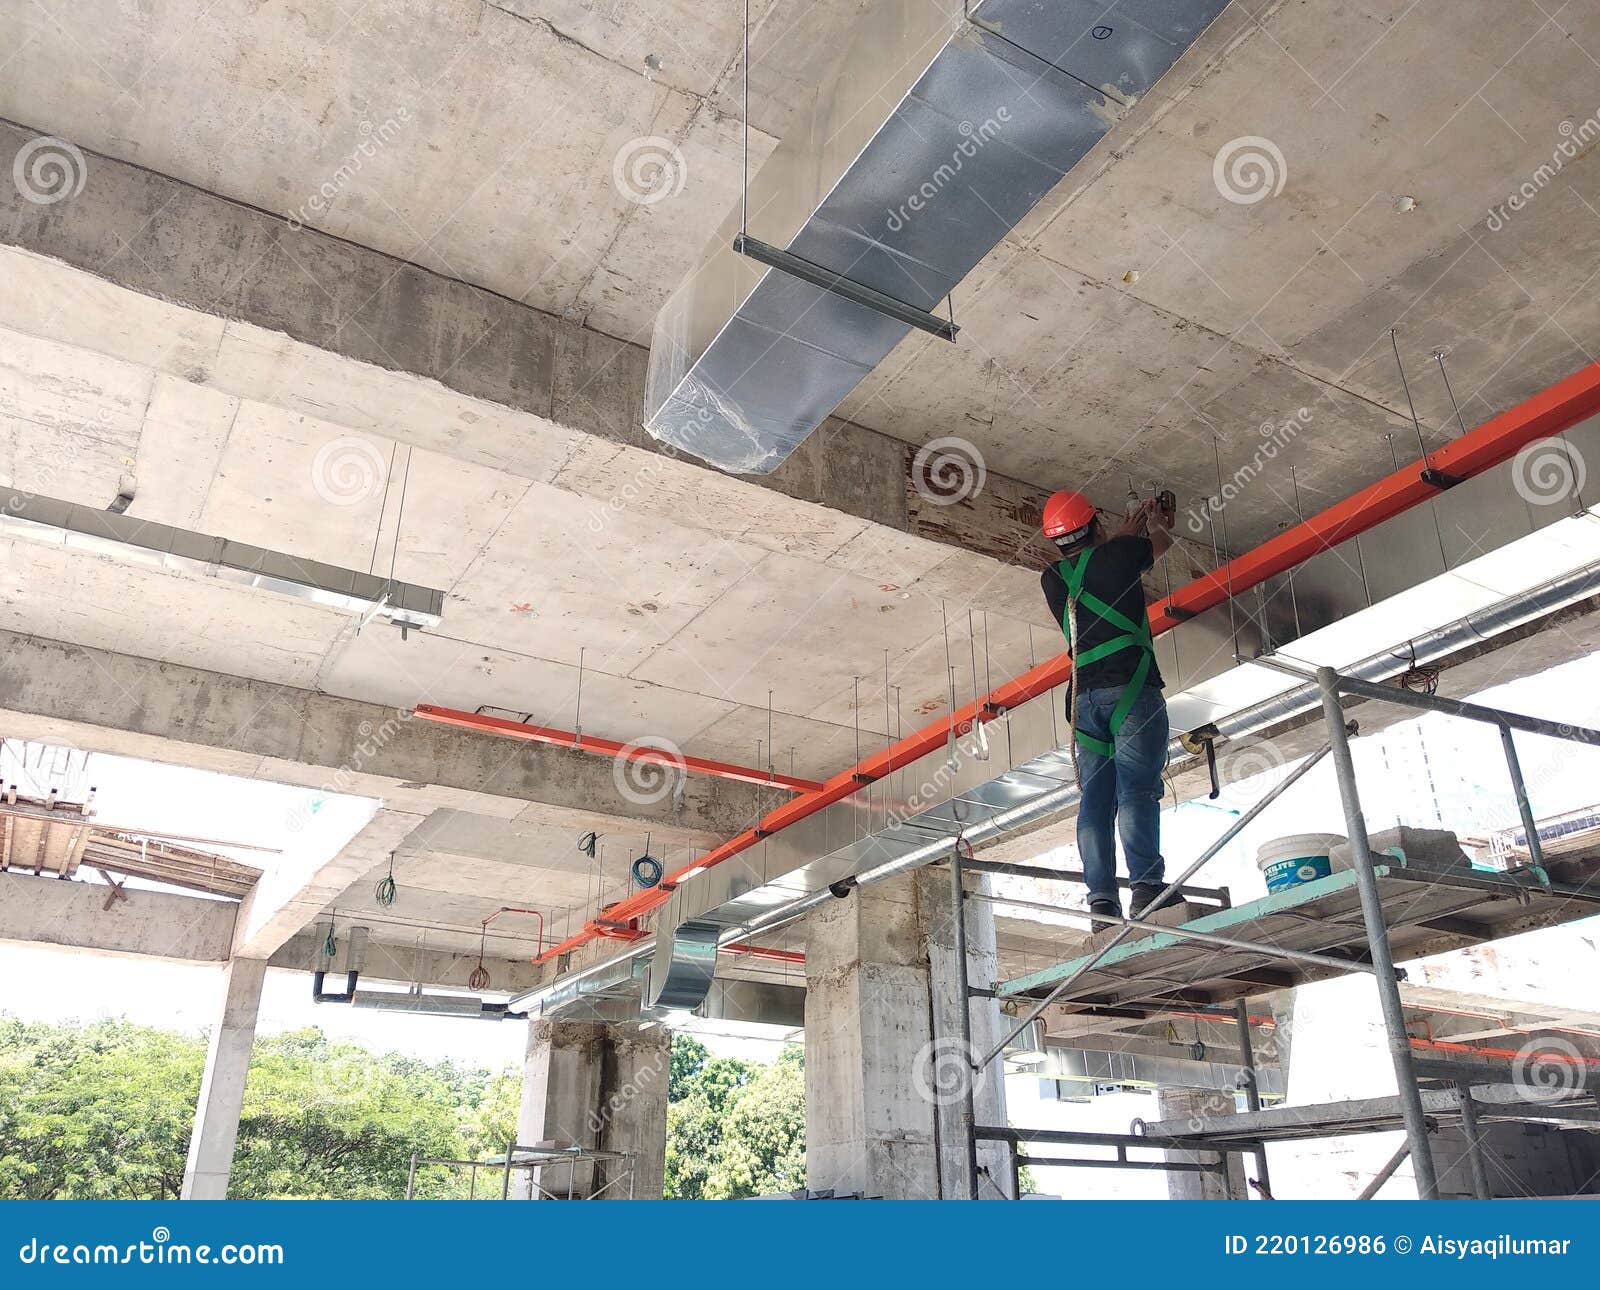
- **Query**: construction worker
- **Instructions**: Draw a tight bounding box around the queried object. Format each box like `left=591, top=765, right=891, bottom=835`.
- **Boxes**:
left=1040, top=489, right=1175, bottom=924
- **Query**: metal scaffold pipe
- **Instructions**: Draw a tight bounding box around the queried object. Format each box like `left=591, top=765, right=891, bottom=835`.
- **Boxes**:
left=976, top=741, right=1334, bottom=1070
left=948, top=839, right=980, bottom=1200
left=1332, top=671, right=1600, bottom=747
left=1317, top=667, right=1440, bottom=1199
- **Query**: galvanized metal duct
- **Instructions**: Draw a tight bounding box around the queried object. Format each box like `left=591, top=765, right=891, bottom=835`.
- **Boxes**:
left=640, top=413, right=1600, bottom=1014
left=643, top=0, right=1231, bottom=474
left=1035, top=1046, right=1287, bottom=1098
left=0, top=486, right=444, bottom=629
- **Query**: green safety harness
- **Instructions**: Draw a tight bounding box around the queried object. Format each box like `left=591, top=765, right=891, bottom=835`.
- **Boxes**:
left=1058, top=548, right=1155, bottom=759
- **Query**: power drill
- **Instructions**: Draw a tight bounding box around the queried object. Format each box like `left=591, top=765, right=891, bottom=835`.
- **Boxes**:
left=1130, top=489, right=1177, bottom=533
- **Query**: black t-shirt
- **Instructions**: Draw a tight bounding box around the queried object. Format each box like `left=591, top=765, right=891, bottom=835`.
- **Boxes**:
left=1040, top=535, right=1164, bottom=692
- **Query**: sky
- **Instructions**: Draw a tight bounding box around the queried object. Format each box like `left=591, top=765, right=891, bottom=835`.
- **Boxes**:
left=3, top=649, right=1599, bottom=1196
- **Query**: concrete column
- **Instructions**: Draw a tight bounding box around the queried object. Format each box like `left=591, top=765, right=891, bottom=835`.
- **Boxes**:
left=919, top=868, right=1012, bottom=1197
left=803, top=872, right=1011, bottom=1199
left=515, top=1019, right=668, bottom=1199
left=1156, top=1087, right=1247, bottom=1200
left=594, top=1024, right=671, bottom=1200
left=181, top=957, right=268, bottom=1200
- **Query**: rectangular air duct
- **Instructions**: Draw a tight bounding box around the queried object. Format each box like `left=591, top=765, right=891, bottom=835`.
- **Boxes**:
left=0, top=486, right=445, bottom=629
left=643, top=0, right=1232, bottom=474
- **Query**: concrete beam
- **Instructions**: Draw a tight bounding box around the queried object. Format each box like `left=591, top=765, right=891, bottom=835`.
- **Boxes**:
left=0, top=118, right=1052, bottom=570
left=0, top=630, right=767, bottom=840
left=0, top=869, right=235, bottom=962
left=270, top=927, right=542, bottom=995
left=232, top=808, right=422, bottom=959
left=182, top=956, right=267, bottom=1200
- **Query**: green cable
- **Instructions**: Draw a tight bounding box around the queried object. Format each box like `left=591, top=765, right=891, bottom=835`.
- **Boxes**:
left=375, top=851, right=398, bottom=907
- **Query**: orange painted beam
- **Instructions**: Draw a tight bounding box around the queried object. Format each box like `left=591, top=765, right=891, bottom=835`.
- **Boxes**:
left=412, top=704, right=823, bottom=793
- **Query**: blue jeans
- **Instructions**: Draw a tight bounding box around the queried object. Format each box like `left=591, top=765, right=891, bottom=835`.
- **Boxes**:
left=1074, top=684, right=1168, bottom=906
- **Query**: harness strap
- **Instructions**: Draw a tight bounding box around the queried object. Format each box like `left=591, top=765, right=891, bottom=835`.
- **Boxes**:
left=1060, top=550, right=1155, bottom=759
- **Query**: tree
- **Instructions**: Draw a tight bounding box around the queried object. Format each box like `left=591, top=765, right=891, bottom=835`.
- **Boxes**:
left=1, top=1017, right=807, bottom=1200
left=0, top=1017, right=200, bottom=1199
left=663, top=1037, right=805, bottom=1199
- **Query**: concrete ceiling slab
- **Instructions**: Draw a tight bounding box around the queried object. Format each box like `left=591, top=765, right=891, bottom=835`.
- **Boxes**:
left=7, top=0, right=1599, bottom=562
left=444, top=479, right=769, bottom=675
left=0, top=541, right=344, bottom=687
left=191, top=409, right=527, bottom=591
left=628, top=545, right=973, bottom=716
left=312, top=618, right=741, bottom=754
left=0, top=327, right=147, bottom=503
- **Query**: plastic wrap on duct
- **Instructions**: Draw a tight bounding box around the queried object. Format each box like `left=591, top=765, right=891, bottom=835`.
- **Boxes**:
left=642, top=0, right=1232, bottom=475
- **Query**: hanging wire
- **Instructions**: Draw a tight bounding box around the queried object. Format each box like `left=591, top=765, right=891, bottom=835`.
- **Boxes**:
left=368, top=442, right=399, bottom=576
left=375, top=851, right=398, bottom=906
left=387, top=446, right=413, bottom=589
left=1434, top=348, right=1470, bottom=437
left=323, top=920, right=338, bottom=959
left=1397, top=641, right=1440, bottom=695
left=468, top=921, right=491, bottom=991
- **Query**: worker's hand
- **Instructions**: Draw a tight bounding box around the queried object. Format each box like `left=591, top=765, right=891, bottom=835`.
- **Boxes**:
left=1114, top=498, right=1158, bottom=537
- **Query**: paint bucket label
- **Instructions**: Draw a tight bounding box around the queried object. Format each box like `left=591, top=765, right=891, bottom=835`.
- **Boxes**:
left=1260, top=854, right=1332, bottom=892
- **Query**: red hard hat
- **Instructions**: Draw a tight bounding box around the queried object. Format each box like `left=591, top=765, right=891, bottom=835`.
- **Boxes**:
left=1042, top=489, right=1097, bottom=540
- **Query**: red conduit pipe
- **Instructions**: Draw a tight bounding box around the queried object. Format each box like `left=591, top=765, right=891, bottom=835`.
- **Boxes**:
left=721, top=942, right=806, bottom=966
left=530, top=360, right=1600, bottom=966
left=482, top=906, right=544, bottom=958
left=1406, top=1001, right=1600, bottom=1043
left=1411, top=1036, right=1600, bottom=1067
left=411, top=706, right=824, bottom=794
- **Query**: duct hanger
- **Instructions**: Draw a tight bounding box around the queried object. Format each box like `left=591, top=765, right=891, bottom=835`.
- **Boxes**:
left=1390, top=328, right=1461, bottom=490
left=730, top=0, right=957, bottom=343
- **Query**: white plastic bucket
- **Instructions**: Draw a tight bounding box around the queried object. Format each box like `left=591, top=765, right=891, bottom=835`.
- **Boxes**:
left=1256, top=833, right=1346, bottom=893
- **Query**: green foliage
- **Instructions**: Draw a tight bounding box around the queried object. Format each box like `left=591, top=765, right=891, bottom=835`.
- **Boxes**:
left=0, top=1017, right=804, bottom=1200
left=0, top=1017, right=201, bottom=1199
left=663, top=1037, right=805, bottom=1199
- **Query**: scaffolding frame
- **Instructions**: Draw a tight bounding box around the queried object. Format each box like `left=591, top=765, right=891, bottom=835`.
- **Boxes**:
left=404, top=1142, right=637, bottom=1200
left=953, top=662, right=1600, bottom=1200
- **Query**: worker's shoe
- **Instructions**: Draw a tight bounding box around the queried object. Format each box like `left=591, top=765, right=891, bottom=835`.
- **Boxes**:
left=1130, top=882, right=1181, bottom=918
left=1087, top=897, right=1121, bottom=928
